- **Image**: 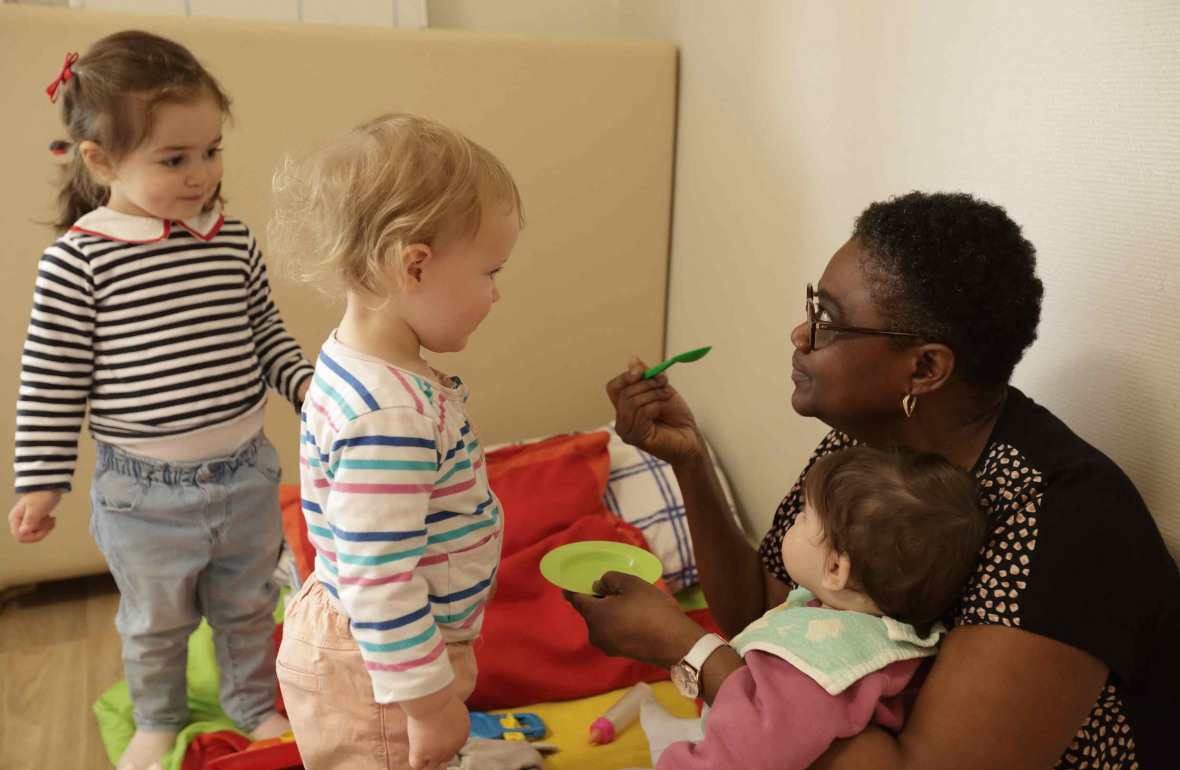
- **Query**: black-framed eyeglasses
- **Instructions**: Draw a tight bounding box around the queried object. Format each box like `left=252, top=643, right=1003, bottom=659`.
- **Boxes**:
left=806, top=283, right=926, bottom=349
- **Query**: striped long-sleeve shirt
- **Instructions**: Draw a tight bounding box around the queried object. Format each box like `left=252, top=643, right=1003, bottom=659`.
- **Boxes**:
left=14, top=207, right=314, bottom=493
left=301, top=334, right=503, bottom=703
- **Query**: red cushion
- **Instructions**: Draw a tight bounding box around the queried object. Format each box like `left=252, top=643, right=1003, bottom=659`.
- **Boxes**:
left=485, top=431, right=611, bottom=557
left=468, top=511, right=674, bottom=710
left=280, top=484, right=315, bottom=584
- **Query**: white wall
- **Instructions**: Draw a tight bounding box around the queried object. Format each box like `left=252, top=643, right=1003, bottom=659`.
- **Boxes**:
left=433, top=1, right=1180, bottom=559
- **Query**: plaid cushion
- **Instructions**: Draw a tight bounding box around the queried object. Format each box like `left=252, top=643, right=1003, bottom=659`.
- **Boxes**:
left=486, top=426, right=741, bottom=594
left=601, top=426, right=740, bottom=593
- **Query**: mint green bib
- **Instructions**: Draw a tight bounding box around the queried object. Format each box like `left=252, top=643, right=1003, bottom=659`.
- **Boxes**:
left=728, top=588, right=944, bottom=695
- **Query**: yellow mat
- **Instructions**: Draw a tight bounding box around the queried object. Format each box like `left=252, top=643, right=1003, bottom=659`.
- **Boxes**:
left=491, top=680, right=698, bottom=770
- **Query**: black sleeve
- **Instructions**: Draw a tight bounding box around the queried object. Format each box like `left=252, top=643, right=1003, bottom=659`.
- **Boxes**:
left=1016, top=460, right=1179, bottom=682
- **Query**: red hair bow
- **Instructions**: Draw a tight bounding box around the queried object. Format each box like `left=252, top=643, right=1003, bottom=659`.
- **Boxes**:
left=46, top=52, right=80, bottom=103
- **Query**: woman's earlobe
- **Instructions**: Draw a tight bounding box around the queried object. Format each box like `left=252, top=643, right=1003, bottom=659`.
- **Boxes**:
left=910, top=343, right=956, bottom=397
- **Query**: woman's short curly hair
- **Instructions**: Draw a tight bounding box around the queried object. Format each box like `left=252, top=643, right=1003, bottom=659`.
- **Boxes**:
left=853, top=191, right=1044, bottom=389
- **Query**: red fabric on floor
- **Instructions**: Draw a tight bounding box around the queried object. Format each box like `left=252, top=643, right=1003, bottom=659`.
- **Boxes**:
left=180, top=731, right=252, bottom=770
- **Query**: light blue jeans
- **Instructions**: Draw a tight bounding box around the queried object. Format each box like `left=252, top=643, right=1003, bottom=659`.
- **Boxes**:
left=89, top=432, right=283, bottom=733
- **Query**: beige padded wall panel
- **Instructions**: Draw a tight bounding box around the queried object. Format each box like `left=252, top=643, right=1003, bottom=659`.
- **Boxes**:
left=0, top=5, right=675, bottom=588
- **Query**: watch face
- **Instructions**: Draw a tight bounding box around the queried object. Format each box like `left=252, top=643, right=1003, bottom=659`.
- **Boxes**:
left=671, top=663, right=699, bottom=698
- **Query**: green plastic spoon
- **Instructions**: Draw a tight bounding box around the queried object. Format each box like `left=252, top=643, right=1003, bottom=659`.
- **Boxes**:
left=642, top=345, right=713, bottom=380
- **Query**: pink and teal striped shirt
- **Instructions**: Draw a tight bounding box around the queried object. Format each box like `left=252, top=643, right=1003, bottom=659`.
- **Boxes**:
left=300, top=334, right=502, bottom=703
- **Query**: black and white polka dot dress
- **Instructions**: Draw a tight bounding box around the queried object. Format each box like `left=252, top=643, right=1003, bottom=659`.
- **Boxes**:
left=759, top=387, right=1180, bottom=769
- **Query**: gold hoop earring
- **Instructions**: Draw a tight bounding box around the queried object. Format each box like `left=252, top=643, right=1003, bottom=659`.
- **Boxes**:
left=902, top=394, right=917, bottom=418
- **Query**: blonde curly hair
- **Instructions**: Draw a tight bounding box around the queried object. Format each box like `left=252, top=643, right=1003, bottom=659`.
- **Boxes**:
left=269, top=113, right=523, bottom=296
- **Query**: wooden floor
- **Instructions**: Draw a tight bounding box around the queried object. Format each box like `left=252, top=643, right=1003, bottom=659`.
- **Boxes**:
left=0, top=574, right=124, bottom=770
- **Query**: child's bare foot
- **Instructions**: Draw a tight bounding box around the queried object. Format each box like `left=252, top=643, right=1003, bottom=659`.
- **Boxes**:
left=249, top=712, right=292, bottom=741
left=117, top=729, right=177, bottom=770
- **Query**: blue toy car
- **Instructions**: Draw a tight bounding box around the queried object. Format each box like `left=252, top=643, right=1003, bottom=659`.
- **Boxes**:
left=468, top=711, right=546, bottom=741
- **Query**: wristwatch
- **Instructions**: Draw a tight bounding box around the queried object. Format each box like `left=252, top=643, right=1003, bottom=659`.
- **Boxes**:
left=670, top=633, right=729, bottom=699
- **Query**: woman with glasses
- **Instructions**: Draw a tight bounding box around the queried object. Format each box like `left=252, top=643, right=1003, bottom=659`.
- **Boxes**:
left=566, top=191, right=1178, bottom=770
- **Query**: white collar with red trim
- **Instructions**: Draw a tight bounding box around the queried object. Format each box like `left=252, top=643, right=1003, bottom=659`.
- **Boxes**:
left=70, top=206, right=224, bottom=244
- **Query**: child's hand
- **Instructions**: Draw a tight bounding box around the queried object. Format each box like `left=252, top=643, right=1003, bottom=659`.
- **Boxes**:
left=8, top=490, right=62, bottom=543
left=403, top=687, right=470, bottom=770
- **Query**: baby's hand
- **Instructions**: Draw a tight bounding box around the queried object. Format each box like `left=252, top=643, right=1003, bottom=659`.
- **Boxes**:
left=403, top=688, right=470, bottom=770
left=8, top=490, right=62, bottom=544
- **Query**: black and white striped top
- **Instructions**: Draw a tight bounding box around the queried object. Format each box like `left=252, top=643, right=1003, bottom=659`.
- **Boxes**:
left=14, top=207, right=314, bottom=494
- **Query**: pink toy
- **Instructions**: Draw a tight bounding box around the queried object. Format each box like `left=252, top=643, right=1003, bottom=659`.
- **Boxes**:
left=589, top=682, right=654, bottom=745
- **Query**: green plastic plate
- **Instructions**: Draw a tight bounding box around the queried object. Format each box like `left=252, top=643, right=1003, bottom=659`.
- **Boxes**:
left=539, top=540, right=662, bottom=594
